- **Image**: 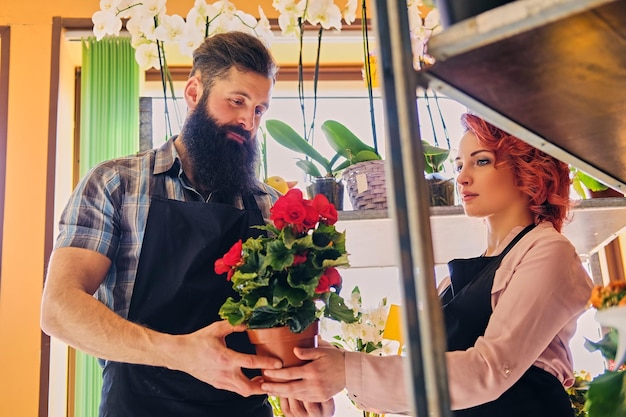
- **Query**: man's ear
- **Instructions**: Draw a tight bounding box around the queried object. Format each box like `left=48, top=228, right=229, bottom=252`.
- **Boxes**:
left=184, top=76, right=202, bottom=110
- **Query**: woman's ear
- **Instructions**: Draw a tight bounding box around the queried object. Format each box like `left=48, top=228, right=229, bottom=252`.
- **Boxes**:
left=184, top=76, right=202, bottom=110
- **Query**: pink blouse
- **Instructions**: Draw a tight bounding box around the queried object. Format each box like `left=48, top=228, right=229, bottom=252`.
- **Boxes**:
left=344, top=222, right=593, bottom=413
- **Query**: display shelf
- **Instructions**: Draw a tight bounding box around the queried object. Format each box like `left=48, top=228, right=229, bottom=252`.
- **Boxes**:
left=371, top=0, right=625, bottom=415
left=338, top=197, right=626, bottom=267
left=423, top=0, right=626, bottom=192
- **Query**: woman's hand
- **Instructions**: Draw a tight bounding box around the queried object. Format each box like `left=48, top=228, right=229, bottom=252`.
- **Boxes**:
left=261, top=341, right=346, bottom=402
left=279, top=398, right=335, bottom=417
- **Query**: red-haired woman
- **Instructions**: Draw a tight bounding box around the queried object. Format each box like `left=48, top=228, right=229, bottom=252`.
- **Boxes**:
left=262, top=113, right=594, bottom=417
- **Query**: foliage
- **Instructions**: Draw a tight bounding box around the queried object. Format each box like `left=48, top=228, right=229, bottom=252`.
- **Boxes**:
left=584, top=281, right=626, bottom=417
left=215, top=189, right=358, bottom=333
left=422, top=140, right=450, bottom=174
left=566, top=370, right=591, bottom=417
left=329, top=286, right=398, bottom=356
left=265, top=119, right=380, bottom=178
left=570, top=167, right=609, bottom=199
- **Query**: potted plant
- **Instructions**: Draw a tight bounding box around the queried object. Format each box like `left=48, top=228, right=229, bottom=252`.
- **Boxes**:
left=422, top=140, right=455, bottom=206
left=265, top=119, right=381, bottom=210
left=214, top=188, right=358, bottom=372
left=584, top=281, right=626, bottom=417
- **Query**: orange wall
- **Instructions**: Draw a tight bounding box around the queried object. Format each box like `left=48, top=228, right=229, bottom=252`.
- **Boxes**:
left=0, top=1, right=365, bottom=416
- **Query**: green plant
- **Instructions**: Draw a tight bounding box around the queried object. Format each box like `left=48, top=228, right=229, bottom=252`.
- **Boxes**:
left=570, top=167, right=609, bottom=199
left=265, top=119, right=381, bottom=178
left=422, top=140, right=450, bottom=173
left=214, top=188, right=358, bottom=333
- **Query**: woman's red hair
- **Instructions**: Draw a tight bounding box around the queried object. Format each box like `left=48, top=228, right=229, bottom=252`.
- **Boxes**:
left=461, top=113, right=571, bottom=232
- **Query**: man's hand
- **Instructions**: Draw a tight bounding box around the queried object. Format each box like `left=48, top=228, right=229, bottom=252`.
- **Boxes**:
left=170, top=321, right=282, bottom=397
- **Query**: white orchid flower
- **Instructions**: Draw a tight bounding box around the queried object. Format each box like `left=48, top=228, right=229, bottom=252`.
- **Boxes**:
left=255, top=6, right=274, bottom=45
left=306, top=0, right=342, bottom=30
left=116, top=0, right=142, bottom=19
left=92, top=10, right=123, bottom=40
left=177, top=21, right=205, bottom=57
left=185, top=7, right=205, bottom=31
left=135, top=42, right=161, bottom=70
left=138, top=0, right=166, bottom=17
left=214, top=0, right=237, bottom=16
left=154, top=14, right=186, bottom=43
left=278, top=11, right=301, bottom=37
left=342, top=0, right=358, bottom=24
left=99, top=0, right=121, bottom=12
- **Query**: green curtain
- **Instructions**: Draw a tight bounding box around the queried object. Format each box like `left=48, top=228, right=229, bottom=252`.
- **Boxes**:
left=76, top=36, right=139, bottom=416
left=80, top=36, right=139, bottom=177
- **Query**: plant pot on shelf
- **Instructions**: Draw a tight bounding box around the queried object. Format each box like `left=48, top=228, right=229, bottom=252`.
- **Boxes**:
left=342, top=160, right=387, bottom=210
left=247, top=321, right=320, bottom=382
left=306, top=177, right=344, bottom=210
left=425, top=172, right=455, bottom=206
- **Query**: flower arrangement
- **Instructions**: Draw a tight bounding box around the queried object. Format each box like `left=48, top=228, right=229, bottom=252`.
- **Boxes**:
left=583, top=281, right=626, bottom=417
left=214, top=188, right=358, bottom=333
left=326, top=286, right=400, bottom=417
left=329, top=286, right=398, bottom=356
left=92, top=0, right=272, bottom=135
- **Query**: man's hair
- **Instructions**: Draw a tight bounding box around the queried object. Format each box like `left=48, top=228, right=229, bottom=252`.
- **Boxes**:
left=190, top=31, right=278, bottom=90
left=461, top=113, right=571, bottom=232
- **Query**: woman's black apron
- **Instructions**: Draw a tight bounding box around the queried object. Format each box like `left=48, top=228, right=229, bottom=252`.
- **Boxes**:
left=441, top=224, right=574, bottom=417
left=99, top=172, right=272, bottom=417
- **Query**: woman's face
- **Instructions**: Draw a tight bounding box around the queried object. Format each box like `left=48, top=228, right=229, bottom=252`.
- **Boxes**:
left=453, top=131, right=528, bottom=219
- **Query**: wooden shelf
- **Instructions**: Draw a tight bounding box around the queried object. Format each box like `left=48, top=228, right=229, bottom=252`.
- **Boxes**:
left=423, top=0, right=626, bottom=193
left=337, top=197, right=626, bottom=267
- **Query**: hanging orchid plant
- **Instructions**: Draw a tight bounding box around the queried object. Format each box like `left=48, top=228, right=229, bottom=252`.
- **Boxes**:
left=91, top=0, right=273, bottom=137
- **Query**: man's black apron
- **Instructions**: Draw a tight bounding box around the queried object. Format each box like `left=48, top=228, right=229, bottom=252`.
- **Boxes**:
left=99, top=172, right=272, bottom=417
left=441, top=224, right=574, bottom=417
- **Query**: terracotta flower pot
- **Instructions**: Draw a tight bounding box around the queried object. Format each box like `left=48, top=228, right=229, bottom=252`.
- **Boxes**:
left=247, top=321, right=320, bottom=382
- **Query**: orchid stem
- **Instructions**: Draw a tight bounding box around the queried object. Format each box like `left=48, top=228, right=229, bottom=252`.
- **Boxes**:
left=361, top=0, right=378, bottom=154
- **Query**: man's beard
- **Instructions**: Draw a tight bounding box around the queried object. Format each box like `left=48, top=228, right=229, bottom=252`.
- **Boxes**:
left=180, top=97, right=260, bottom=204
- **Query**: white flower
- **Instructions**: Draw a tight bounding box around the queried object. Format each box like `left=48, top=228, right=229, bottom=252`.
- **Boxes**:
left=255, top=7, right=274, bottom=45
left=92, top=10, right=122, bottom=40
left=342, top=0, right=358, bottom=24
left=154, top=14, right=186, bottom=43
left=177, top=21, right=206, bottom=56
left=143, top=0, right=167, bottom=17
left=135, top=42, right=161, bottom=70
left=99, top=0, right=121, bottom=13
left=305, top=0, right=342, bottom=30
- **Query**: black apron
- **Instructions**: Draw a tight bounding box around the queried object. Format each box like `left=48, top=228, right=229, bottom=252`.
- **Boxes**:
left=99, top=171, right=272, bottom=417
left=441, top=224, right=574, bottom=417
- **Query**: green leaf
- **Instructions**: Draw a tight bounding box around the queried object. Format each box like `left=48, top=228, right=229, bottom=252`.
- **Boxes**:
left=265, top=119, right=332, bottom=173
left=585, top=330, right=618, bottom=360
left=322, top=120, right=378, bottom=162
left=296, top=159, right=324, bottom=177
left=586, top=370, right=626, bottom=417
left=575, top=170, right=609, bottom=192
left=325, top=292, right=358, bottom=323
left=218, top=297, right=249, bottom=326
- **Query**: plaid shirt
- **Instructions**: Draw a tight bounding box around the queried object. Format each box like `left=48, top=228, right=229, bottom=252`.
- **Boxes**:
left=55, top=137, right=279, bottom=319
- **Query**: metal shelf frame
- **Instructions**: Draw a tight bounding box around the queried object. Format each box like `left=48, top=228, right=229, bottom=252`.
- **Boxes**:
left=372, top=0, right=625, bottom=415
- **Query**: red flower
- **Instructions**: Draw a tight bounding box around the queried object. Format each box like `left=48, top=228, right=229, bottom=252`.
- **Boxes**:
left=292, top=252, right=308, bottom=265
left=312, top=194, right=338, bottom=225
left=270, top=188, right=312, bottom=232
left=315, top=267, right=342, bottom=294
left=214, top=240, right=243, bottom=281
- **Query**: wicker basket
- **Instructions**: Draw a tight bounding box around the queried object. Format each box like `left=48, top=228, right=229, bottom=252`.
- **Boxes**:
left=342, top=160, right=388, bottom=210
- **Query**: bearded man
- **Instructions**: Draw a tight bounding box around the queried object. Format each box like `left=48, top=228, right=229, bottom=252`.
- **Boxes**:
left=41, top=31, right=332, bottom=417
